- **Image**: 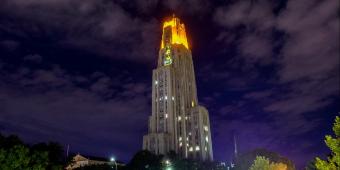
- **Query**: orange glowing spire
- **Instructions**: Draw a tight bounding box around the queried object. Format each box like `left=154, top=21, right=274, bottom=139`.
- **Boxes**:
left=161, top=15, right=189, bottom=49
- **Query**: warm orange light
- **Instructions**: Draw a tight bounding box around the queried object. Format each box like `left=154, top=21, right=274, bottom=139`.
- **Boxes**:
left=161, top=16, right=189, bottom=49
left=271, top=163, right=287, bottom=170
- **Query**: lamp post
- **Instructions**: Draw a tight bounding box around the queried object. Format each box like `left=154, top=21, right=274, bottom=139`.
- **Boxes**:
left=110, top=157, right=117, bottom=170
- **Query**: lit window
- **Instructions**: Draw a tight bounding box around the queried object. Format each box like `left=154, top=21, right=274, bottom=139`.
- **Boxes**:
left=179, top=137, right=182, bottom=141
left=178, top=116, right=181, bottom=121
left=205, top=136, right=209, bottom=142
left=195, top=146, right=200, bottom=151
left=205, top=147, right=207, bottom=151
left=155, top=80, right=158, bottom=85
left=172, top=96, right=175, bottom=101
left=179, top=142, right=182, bottom=147
left=189, top=147, right=193, bottom=152
left=204, top=126, right=209, bottom=131
left=185, top=116, right=188, bottom=120
left=186, top=143, right=189, bottom=147
left=188, top=132, right=191, bottom=136
left=186, top=137, right=189, bottom=141
left=165, top=96, right=168, bottom=100
left=165, top=114, right=168, bottom=118
left=191, top=101, right=194, bottom=107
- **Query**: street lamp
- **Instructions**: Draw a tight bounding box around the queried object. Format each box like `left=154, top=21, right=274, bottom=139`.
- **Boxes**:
left=164, top=159, right=172, bottom=170
left=110, top=157, right=117, bottom=170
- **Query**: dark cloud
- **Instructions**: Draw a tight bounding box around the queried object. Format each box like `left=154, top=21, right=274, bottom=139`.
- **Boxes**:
left=214, top=0, right=275, bottom=30
left=0, top=40, right=20, bottom=51
left=243, top=89, right=273, bottom=100
left=209, top=0, right=339, bottom=167
left=23, top=54, right=42, bottom=63
left=0, top=55, right=150, bottom=160
left=0, top=0, right=159, bottom=63
left=263, top=0, right=339, bottom=115
left=213, top=0, right=339, bottom=115
left=162, top=0, right=211, bottom=15
left=134, top=0, right=159, bottom=14
left=238, top=34, right=273, bottom=64
left=277, top=0, right=339, bottom=82
left=214, top=0, right=276, bottom=67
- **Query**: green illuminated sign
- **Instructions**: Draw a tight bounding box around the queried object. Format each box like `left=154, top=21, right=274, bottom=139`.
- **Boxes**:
left=164, top=45, right=172, bottom=66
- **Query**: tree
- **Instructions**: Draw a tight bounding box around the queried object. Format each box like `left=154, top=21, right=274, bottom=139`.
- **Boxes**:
left=315, top=116, right=340, bottom=170
left=234, top=148, right=295, bottom=170
left=0, top=145, right=30, bottom=170
left=32, top=142, right=64, bottom=170
left=0, top=133, right=64, bottom=170
left=0, top=145, right=48, bottom=170
left=0, top=133, right=23, bottom=148
left=305, top=160, right=317, bottom=170
left=249, top=156, right=270, bottom=170
left=126, top=150, right=162, bottom=170
left=270, top=162, right=287, bottom=170
left=126, top=150, right=222, bottom=170
left=249, top=156, right=288, bottom=170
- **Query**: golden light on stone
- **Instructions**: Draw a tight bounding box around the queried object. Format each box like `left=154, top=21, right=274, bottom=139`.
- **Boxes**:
left=161, top=16, right=189, bottom=49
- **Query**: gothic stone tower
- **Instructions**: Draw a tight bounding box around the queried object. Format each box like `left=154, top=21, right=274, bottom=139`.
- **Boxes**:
left=143, top=16, right=213, bottom=161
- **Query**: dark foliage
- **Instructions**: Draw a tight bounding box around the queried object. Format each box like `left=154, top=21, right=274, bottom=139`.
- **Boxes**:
left=0, top=133, right=24, bottom=148
left=31, top=142, right=64, bottom=169
left=125, top=150, right=227, bottom=170
left=125, top=150, right=162, bottom=170
left=305, top=160, right=317, bottom=170
left=0, top=132, right=64, bottom=170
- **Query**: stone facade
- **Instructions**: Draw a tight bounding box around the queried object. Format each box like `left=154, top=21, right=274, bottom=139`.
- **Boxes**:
left=143, top=16, right=213, bottom=161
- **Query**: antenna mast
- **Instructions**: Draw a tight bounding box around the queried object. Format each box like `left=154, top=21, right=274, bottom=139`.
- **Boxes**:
left=234, top=133, right=238, bottom=158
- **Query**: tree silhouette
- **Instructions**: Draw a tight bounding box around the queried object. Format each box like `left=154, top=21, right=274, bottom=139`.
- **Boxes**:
left=315, top=116, right=339, bottom=170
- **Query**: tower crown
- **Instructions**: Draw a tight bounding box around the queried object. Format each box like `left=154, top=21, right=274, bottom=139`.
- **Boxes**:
left=161, top=16, right=189, bottom=49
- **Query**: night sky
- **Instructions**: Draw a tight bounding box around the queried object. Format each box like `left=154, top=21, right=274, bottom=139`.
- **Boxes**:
left=0, top=0, right=339, bottom=169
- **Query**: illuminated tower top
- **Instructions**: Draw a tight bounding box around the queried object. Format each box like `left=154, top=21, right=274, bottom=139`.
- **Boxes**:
left=161, top=16, right=189, bottom=49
